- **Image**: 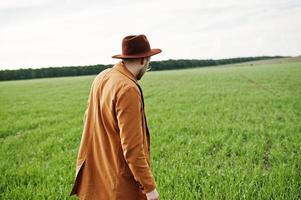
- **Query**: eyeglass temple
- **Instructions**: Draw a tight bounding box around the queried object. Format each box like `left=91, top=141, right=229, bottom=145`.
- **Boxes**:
left=146, top=65, right=152, bottom=71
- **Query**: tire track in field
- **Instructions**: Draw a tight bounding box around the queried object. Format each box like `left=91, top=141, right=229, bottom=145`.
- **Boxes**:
left=263, top=136, right=272, bottom=170
left=238, top=74, right=274, bottom=170
left=238, top=74, right=280, bottom=97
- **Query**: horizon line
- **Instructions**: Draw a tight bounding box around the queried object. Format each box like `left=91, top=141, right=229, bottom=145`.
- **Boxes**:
left=0, top=55, right=295, bottom=71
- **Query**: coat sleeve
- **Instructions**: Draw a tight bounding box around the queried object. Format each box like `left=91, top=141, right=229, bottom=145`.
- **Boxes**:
left=115, top=85, right=157, bottom=193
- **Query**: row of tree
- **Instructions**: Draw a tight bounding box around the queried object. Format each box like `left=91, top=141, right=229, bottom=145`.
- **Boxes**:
left=149, top=56, right=284, bottom=70
left=0, top=56, right=285, bottom=81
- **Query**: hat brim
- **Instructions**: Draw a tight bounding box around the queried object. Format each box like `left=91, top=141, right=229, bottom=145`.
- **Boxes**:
left=112, top=49, right=162, bottom=59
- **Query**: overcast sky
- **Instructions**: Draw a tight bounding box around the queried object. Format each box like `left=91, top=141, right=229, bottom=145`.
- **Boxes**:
left=0, top=0, right=300, bottom=69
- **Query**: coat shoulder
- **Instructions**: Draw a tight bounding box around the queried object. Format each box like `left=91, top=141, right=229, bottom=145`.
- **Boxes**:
left=106, top=68, right=139, bottom=94
left=92, top=67, right=140, bottom=103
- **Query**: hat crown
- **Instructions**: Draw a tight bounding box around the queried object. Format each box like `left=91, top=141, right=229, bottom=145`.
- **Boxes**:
left=122, top=35, right=151, bottom=56
left=112, top=34, right=161, bottom=59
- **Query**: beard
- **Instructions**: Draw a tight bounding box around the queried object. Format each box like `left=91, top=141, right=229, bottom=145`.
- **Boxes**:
left=136, top=65, right=147, bottom=80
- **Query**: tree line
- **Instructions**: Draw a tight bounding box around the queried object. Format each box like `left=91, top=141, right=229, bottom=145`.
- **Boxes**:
left=0, top=56, right=285, bottom=81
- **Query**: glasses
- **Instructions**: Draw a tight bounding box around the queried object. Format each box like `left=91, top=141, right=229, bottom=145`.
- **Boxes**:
left=146, top=65, right=152, bottom=72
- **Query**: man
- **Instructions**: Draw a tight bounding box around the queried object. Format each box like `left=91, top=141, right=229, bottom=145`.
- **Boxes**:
left=70, top=35, right=161, bottom=200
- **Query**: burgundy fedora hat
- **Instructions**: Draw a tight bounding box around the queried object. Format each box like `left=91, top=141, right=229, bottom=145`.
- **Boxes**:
left=112, top=34, right=162, bottom=59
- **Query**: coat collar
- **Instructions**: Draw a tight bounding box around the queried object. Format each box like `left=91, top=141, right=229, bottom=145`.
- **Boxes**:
left=113, top=61, right=138, bottom=83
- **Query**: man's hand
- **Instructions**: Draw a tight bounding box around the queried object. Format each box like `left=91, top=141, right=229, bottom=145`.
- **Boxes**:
left=146, top=188, right=159, bottom=200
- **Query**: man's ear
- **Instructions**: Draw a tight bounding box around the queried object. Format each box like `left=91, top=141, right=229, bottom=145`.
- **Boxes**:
left=140, top=58, right=145, bottom=65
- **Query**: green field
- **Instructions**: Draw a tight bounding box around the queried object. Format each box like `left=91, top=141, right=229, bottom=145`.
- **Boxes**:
left=1, top=62, right=301, bottom=199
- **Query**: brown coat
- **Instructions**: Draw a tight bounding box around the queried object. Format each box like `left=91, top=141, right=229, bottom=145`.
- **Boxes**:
left=70, top=61, right=157, bottom=199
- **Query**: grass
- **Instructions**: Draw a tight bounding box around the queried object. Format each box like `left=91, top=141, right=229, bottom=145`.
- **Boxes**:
left=0, top=61, right=300, bottom=199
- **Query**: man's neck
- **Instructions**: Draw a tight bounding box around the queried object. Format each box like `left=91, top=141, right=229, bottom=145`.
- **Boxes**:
left=122, top=61, right=140, bottom=79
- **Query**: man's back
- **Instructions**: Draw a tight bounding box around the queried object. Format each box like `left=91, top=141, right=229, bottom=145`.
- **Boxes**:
left=70, top=61, right=156, bottom=200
